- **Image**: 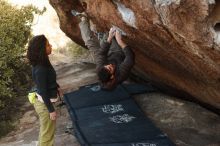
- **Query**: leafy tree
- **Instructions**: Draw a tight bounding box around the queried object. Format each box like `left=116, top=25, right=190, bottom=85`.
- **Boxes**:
left=63, top=41, right=88, bottom=57
left=68, top=41, right=86, bottom=57
left=0, top=0, right=44, bottom=137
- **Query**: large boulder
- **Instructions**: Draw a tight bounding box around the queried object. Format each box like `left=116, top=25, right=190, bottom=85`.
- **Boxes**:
left=49, top=0, right=220, bottom=110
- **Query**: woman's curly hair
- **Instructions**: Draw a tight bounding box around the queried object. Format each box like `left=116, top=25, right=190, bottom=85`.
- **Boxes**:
left=27, top=35, right=51, bottom=66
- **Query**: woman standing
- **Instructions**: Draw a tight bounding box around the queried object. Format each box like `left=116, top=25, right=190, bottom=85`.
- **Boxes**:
left=27, top=35, right=61, bottom=146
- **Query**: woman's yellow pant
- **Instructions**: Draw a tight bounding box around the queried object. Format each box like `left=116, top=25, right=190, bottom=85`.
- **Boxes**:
left=34, top=99, right=56, bottom=146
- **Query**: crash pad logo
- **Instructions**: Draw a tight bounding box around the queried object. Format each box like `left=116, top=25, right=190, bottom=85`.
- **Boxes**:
left=131, top=143, right=157, bottom=146
left=109, top=114, right=136, bottom=123
left=102, top=104, right=124, bottom=114
left=90, top=85, right=101, bottom=92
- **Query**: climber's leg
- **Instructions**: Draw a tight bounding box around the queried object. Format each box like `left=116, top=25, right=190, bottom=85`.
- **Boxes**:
left=77, top=14, right=100, bottom=53
left=71, top=10, right=100, bottom=52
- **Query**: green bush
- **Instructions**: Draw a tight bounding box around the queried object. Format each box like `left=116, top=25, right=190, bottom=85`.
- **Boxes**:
left=0, top=0, right=43, bottom=137
left=58, top=41, right=88, bottom=57
left=67, top=41, right=87, bottom=57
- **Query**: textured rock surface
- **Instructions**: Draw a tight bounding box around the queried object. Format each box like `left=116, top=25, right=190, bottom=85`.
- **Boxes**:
left=49, top=0, right=220, bottom=110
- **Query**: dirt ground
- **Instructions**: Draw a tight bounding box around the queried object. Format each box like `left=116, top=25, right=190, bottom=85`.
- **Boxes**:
left=0, top=53, right=219, bottom=146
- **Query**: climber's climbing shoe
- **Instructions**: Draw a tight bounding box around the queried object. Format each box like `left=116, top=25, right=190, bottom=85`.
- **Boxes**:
left=71, top=10, right=88, bottom=22
left=71, top=10, right=87, bottom=18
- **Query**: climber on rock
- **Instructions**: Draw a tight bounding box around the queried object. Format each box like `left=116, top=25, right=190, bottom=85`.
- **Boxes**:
left=72, top=10, right=135, bottom=90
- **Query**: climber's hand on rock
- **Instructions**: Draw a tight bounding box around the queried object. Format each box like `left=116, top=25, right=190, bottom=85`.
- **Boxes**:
left=115, top=31, right=127, bottom=49
left=107, top=27, right=116, bottom=43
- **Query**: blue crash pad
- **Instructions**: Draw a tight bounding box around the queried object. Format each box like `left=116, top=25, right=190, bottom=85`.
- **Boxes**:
left=64, top=83, right=175, bottom=146
left=74, top=99, right=144, bottom=121
left=122, top=83, right=157, bottom=95
left=79, top=83, right=157, bottom=95
left=75, top=108, right=164, bottom=144
left=64, top=84, right=130, bottom=121
left=64, top=84, right=130, bottom=109
left=91, top=139, right=175, bottom=146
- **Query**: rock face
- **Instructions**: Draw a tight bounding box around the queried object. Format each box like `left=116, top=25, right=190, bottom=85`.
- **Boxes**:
left=49, top=0, right=220, bottom=110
